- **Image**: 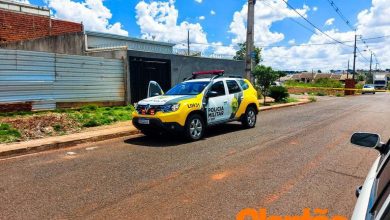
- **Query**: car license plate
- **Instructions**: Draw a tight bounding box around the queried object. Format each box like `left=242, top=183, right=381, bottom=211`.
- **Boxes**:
left=138, top=118, right=150, bottom=125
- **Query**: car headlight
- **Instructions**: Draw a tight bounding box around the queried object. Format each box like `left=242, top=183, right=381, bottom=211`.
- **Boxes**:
left=171, top=103, right=180, bottom=112
left=161, top=103, right=180, bottom=112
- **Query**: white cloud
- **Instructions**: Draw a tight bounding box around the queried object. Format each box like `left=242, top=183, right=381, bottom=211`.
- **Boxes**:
left=225, top=0, right=390, bottom=71
left=46, top=0, right=128, bottom=36
left=210, top=10, right=216, bottom=15
left=211, top=42, right=236, bottom=56
left=198, top=16, right=205, bottom=20
left=229, top=0, right=309, bottom=46
left=312, top=6, right=318, bottom=12
left=135, top=0, right=208, bottom=52
left=324, top=18, right=335, bottom=26
left=194, top=0, right=202, bottom=3
left=288, top=39, right=295, bottom=45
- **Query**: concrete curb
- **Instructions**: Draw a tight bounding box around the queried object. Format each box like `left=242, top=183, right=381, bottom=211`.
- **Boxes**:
left=0, top=126, right=140, bottom=159
left=260, top=100, right=312, bottom=112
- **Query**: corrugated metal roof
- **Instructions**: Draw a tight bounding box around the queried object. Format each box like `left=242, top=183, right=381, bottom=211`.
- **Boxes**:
left=86, top=31, right=175, bottom=47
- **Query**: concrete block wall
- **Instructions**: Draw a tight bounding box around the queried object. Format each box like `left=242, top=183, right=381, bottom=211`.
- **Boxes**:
left=0, top=9, right=82, bottom=43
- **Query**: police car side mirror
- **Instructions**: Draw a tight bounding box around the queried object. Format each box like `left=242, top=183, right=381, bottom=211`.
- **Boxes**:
left=206, top=90, right=219, bottom=98
left=351, top=132, right=382, bottom=149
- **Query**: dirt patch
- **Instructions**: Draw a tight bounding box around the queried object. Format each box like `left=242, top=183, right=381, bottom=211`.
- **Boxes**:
left=0, top=113, right=81, bottom=141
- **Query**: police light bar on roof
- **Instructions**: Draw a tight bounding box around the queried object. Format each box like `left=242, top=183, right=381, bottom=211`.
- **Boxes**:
left=192, top=70, right=225, bottom=77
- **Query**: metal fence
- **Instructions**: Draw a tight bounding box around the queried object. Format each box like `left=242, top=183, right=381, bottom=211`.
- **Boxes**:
left=0, top=49, right=125, bottom=110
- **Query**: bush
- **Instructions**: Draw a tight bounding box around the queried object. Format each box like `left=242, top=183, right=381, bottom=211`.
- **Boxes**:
left=316, top=92, right=326, bottom=96
left=269, top=86, right=289, bottom=102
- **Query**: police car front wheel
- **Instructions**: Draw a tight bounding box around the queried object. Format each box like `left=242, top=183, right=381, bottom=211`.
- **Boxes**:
left=185, top=114, right=204, bottom=141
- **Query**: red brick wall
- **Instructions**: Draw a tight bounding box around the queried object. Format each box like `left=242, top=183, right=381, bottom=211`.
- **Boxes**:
left=0, top=9, right=83, bottom=43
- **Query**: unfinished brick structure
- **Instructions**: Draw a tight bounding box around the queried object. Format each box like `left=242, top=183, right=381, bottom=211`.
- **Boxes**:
left=0, top=3, right=83, bottom=43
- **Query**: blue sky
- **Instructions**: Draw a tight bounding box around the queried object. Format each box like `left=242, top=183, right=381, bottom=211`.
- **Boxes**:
left=22, top=0, right=390, bottom=70
left=27, top=0, right=370, bottom=46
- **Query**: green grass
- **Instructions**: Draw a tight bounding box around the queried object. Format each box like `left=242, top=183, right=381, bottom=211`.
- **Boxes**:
left=68, top=104, right=135, bottom=128
left=0, top=123, right=21, bottom=143
left=285, top=78, right=343, bottom=88
left=283, top=97, right=299, bottom=103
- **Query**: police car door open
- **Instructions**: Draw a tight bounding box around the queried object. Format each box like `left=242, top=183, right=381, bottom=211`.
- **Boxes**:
left=147, top=81, right=164, bottom=98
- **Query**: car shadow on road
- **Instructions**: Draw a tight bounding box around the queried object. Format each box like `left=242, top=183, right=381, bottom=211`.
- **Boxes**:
left=124, top=123, right=244, bottom=148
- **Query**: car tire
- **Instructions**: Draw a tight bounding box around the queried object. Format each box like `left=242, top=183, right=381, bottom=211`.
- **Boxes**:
left=242, top=106, right=257, bottom=129
left=184, top=114, right=205, bottom=141
left=373, top=92, right=376, bottom=94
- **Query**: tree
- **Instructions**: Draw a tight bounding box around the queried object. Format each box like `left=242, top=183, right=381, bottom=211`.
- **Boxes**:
left=233, top=42, right=262, bottom=65
left=252, top=65, right=279, bottom=105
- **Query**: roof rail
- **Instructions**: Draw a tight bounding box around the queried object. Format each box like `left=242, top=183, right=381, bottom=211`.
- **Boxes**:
left=192, top=70, right=224, bottom=79
left=226, top=75, right=243, bottom=79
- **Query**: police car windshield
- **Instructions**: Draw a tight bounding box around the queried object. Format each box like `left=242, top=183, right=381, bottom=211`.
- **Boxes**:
left=165, top=81, right=209, bottom=95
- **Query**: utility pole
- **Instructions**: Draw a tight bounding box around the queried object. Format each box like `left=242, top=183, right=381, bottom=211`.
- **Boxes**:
left=347, top=60, right=350, bottom=79
left=245, top=0, right=255, bottom=80
left=369, top=51, right=373, bottom=76
left=352, top=33, right=357, bottom=81
left=187, top=29, right=190, bottom=56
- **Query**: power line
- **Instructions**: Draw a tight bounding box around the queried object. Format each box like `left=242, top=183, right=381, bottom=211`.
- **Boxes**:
left=279, top=0, right=351, bottom=47
left=324, top=0, right=355, bottom=30
left=262, top=0, right=317, bottom=35
left=174, top=33, right=390, bottom=49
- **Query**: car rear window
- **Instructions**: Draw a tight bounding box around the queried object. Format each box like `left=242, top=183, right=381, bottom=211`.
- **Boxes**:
left=238, top=80, right=249, bottom=90
left=226, top=80, right=242, bottom=94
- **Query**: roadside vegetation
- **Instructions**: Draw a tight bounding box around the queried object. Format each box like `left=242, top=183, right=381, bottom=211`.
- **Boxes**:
left=0, top=123, right=21, bottom=143
left=0, top=105, right=135, bottom=144
left=284, top=78, right=343, bottom=88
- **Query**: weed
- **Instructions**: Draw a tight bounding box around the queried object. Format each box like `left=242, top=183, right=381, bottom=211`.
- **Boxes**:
left=283, top=97, right=299, bottom=103
left=309, top=96, right=317, bottom=102
left=53, top=124, right=62, bottom=132
left=0, top=123, right=21, bottom=143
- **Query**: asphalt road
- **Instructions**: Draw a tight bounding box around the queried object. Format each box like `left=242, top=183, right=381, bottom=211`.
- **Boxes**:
left=1, top=93, right=389, bottom=219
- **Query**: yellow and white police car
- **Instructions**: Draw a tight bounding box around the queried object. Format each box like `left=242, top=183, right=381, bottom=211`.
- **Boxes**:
left=132, top=70, right=260, bottom=141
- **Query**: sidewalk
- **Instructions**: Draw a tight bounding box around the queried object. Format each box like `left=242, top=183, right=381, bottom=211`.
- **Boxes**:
left=260, top=98, right=311, bottom=111
left=0, top=98, right=312, bottom=158
left=0, top=121, right=139, bottom=158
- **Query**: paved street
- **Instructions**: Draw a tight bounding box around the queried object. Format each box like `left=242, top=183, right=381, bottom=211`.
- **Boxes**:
left=1, top=93, right=389, bottom=219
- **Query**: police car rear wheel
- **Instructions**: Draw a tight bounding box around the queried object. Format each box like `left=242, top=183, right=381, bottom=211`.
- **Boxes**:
left=185, top=114, right=204, bottom=141
left=242, top=107, right=256, bottom=128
